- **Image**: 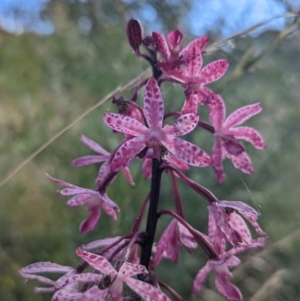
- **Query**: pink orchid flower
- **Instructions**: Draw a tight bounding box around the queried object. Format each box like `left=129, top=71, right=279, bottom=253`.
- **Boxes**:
left=46, top=174, right=119, bottom=233
left=209, top=94, right=265, bottom=183
left=152, top=30, right=209, bottom=72
left=193, top=252, right=242, bottom=301
left=193, top=235, right=265, bottom=301
left=152, top=219, right=197, bottom=267
left=19, top=261, right=103, bottom=301
left=76, top=248, right=172, bottom=301
left=155, top=40, right=229, bottom=111
left=208, top=200, right=265, bottom=249
left=103, top=78, right=211, bottom=172
left=71, top=134, right=134, bottom=187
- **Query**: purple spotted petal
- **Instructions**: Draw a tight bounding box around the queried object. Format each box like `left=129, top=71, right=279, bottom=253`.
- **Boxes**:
left=167, top=29, right=183, bottom=50
left=143, top=78, right=164, bottom=129
left=111, top=136, right=146, bottom=171
left=226, top=151, right=253, bottom=174
left=198, top=59, right=229, bottom=85
left=46, top=174, right=79, bottom=189
left=125, top=277, right=172, bottom=301
left=163, top=113, right=199, bottom=136
left=67, top=194, right=91, bottom=206
left=152, top=220, right=179, bottom=267
left=211, top=138, right=225, bottom=184
left=76, top=248, right=117, bottom=277
left=192, top=262, right=211, bottom=296
left=142, top=158, right=152, bottom=179
left=209, top=94, right=226, bottom=129
left=152, top=32, right=170, bottom=60
left=224, top=103, right=262, bottom=129
left=181, top=94, right=198, bottom=114
left=118, top=262, right=147, bottom=279
left=71, top=155, right=107, bottom=166
left=218, top=200, right=265, bottom=235
left=162, top=136, right=211, bottom=167
left=214, top=268, right=242, bottom=301
left=229, top=126, right=265, bottom=149
left=80, top=134, right=110, bottom=156
left=80, top=208, right=101, bottom=233
left=19, top=262, right=73, bottom=275
left=103, top=113, right=148, bottom=136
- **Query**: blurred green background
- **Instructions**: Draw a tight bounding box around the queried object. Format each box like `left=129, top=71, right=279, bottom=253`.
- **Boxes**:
left=1, top=1, right=300, bottom=300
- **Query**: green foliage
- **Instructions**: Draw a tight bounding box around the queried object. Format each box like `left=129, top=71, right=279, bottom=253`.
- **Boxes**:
left=1, top=2, right=300, bottom=300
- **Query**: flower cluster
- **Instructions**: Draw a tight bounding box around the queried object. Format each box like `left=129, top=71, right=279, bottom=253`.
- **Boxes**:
left=20, top=19, right=266, bottom=301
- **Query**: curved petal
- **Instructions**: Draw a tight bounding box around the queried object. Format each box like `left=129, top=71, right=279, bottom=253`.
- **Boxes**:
left=80, top=208, right=101, bottom=233
left=198, top=59, right=229, bottom=85
left=46, top=174, right=79, bottom=189
left=144, top=78, right=164, bottom=129
left=103, top=113, right=148, bottom=136
left=212, top=138, right=225, bottom=184
left=67, top=194, right=91, bottom=206
left=19, top=262, right=73, bottom=275
left=229, top=126, right=265, bottom=149
left=229, top=212, right=252, bottom=244
left=181, top=36, right=210, bottom=56
left=167, top=30, right=183, bottom=51
left=221, top=134, right=245, bottom=155
left=80, top=135, right=110, bottom=156
left=96, top=159, right=111, bottom=187
left=209, top=94, right=226, bottom=129
left=162, top=136, right=211, bottom=167
left=208, top=204, right=225, bottom=254
left=118, top=262, right=147, bottom=279
left=71, top=155, right=107, bottom=166
left=215, top=271, right=242, bottom=301
left=224, top=102, right=262, bottom=128
left=122, top=167, right=135, bottom=186
left=226, top=151, right=253, bottom=174
left=152, top=220, right=179, bottom=267
left=58, top=188, right=94, bottom=196
left=163, top=113, right=199, bottom=136
left=165, top=154, right=189, bottom=171
left=152, top=32, right=170, bottom=60
left=182, top=45, right=202, bottom=78
left=181, top=93, right=198, bottom=114
left=101, top=201, right=117, bottom=220
left=218, top=201, right=265, bottom=236
left=111, top=137, right=146, bottom=171
left=192, top=262, right=211, bottom=296
left=125, top=277, right=172, bottom=301
left=75, top=248, right=117, bottom=277
left=142, top=158, right=152, bottom=179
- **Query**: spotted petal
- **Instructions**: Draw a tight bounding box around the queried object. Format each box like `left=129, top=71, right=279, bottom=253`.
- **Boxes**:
left=163, top=113, right=199, bottom=136
left=103, top=113, right=148, bottom=136
left=224, top=103, right=262, bottom=129
left=143, top=78, right=164, bottom=129
left=198, top=59, right=229, bottom=85
left=162, top=136, right=211, bottom=167
left=111, top=136, right=146, bottom=171
left=229, top=126, right=265, bottom=149
left=76, top=248, right=117, bottom=277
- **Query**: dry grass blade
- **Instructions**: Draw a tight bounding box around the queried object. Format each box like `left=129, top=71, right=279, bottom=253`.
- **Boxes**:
left=0, top=68, right=151, bottom=188
left=249, top=269, right=291, bottom=301
left=206, top=12, right=299, bottom=54
left=233, top=228, right=300, bottom=279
